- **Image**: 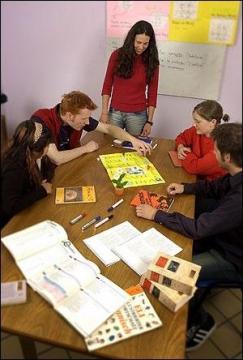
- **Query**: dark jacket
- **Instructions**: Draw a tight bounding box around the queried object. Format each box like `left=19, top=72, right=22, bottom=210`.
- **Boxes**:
left=1, top=154, right=50, bottom=229
left=154, top=172, right=243, bottom=273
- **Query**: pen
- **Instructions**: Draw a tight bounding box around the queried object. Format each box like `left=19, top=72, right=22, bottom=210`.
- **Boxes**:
left=70, top=213, right=86, bottom=225
left=153, top=143, right=158, bottom=150
left=107, top=198, right=124, bottom=212
left=81, top=216, right=101, bottom=231
left=94, top=215, right=114, bottom=229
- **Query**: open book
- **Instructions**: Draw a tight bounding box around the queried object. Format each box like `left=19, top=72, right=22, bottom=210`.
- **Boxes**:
left=83, top=221, right=141, bottom=266
left=55, top=185, right=96, bottom=204
left=83, top=222, right=182, bottom=273
left=1, top=221, right=129, bottom=337
left=113, top=228, right=182, bottom=275
left=85, top=284, right=162, bottom=351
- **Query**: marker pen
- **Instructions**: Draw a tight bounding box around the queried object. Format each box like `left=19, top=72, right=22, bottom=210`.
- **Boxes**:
left=70, top=213, right=86, bottom=225
left=81, top=216, right=101, bottom=231
left=94, top=215, right=114, bottom=229
left=107, top=198, right=124, bottom=212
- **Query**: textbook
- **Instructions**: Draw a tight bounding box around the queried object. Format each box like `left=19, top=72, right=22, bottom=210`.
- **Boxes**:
left=55, top=186, right=96, bottom=204
left=130, top=190, right=174, bottom=212
left=144, top=252, right=201, bottom=296
left=140, top=275, right=196, bottom=312
left=168, top=150, right=182, bottom=167
left=113, top=136, right=153, bottom=150
left=85, top=284, right=162, bottom=351
left=1, top=221, right=129, bottom=337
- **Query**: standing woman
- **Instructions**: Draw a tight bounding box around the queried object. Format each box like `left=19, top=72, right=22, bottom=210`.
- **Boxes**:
left=1, top=120, right=53, bottom=228
left=100, top=20, right=159, bottom=136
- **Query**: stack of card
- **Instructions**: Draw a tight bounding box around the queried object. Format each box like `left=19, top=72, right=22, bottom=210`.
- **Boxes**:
left=140, top=252, right=201, bottom=312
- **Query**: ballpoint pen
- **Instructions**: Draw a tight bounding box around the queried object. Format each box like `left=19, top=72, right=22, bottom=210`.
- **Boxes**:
left=94, top=215, right=114, bottom=229
left=107, top=198, right=124, bottom=212
left=81, top=216, right=101, bottom=231
left=70, top=213, right=86, bottom=225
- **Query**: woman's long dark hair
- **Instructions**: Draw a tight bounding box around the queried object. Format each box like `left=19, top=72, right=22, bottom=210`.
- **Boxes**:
left=115, top=20, right=159, bottom=83
left=2, top=119, right=51, bottom=186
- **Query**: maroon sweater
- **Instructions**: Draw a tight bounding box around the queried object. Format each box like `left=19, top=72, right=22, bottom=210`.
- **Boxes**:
left=31, top=104, right=98, bottom=149
left=102, top=49, right=159, bottom=112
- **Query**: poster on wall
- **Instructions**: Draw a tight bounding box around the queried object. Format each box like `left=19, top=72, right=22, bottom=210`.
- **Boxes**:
left=169, top=1, right=241, bottom=45
left=106, top=1, right=233, bottom=100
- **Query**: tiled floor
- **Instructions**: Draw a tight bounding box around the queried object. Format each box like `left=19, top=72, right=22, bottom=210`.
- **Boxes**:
left=1, top=289, right=242, bottom=359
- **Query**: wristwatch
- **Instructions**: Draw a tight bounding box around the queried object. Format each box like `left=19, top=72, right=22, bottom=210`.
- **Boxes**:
left=145, top=121, right=153, bottom=126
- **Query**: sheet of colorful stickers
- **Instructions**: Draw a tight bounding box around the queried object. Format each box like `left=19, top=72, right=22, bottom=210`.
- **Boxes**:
left=85, top=284, right=162, bottom=351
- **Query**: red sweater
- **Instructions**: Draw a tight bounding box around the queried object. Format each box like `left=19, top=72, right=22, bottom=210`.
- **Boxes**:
left=102, top=49, right=159, bottom=112
left=31, top=105, right=98, bottom=149
left=175, top=126, right=227, bottom=180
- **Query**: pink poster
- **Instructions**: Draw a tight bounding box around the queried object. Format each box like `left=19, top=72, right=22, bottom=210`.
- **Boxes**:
left=107, top=1, right=170, bottom=41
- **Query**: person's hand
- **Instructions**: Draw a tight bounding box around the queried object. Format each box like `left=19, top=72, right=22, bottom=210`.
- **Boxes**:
left=99, top=113, right=110, bottom=124
left=140, top=123, right=151, bottom=136
left=83, top=141, right=99, bottom=153
left=177, top=144, right=191, bottom=159
left=167, top=183, right=184, bottom=196
left=136, top=204, right=157, bottom=220
left=132, top=139, right=152, bottom=156
left=41, top=180, right=52, bottom=194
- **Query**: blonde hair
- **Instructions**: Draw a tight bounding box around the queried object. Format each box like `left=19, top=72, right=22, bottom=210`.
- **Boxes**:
left=60, top=91, right=97, bottom=115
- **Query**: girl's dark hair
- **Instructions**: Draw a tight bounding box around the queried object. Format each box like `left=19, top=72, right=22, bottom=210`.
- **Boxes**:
left=2, top=119, right=52, bottom=186
left=211, top=123, right=242, bottom=167
left=115, top=20, right=159, bottom=83
left=193, top=100, right=230, bottom=124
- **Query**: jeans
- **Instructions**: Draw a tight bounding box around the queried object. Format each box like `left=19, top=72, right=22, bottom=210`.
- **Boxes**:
left=109, top=108, right=147, bottom=136
left=188, top=249, right=241, bottom=327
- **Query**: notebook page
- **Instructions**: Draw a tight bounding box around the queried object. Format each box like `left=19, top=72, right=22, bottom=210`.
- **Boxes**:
left=1, top=221, right=66, bottom=261
left=83, top=221, right=141, bottom=266
left=113, top=228, right=182, bottom=275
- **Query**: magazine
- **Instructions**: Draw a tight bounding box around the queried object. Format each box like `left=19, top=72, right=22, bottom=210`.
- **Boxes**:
left=130, top=190, right=174, bottom=211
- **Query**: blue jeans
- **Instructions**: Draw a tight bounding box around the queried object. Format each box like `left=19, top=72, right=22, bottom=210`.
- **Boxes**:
left=188, top=249, right=241, bottom=327
left=109, top=108, right=147, bottom=136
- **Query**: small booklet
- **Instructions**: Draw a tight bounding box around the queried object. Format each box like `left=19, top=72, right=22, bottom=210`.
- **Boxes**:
left=85, top=284, right=162, bottom=351
left=130, top=190, right=174, bottom=211
left=55, top=186, right=96, bottom=204
left=1, top=221, right=129, bottom=337
left=168, top=151, right=182, bottom=167
left=113, top=136, right=153, bottom=150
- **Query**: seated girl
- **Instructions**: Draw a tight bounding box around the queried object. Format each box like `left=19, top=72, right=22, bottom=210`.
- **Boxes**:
left=1, top=120, right=53, bottom=228
left=175, top=100, right=229, bottom=180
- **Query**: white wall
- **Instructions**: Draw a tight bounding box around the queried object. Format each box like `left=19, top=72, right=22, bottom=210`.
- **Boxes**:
left=1, top=1, right=242, bottom=139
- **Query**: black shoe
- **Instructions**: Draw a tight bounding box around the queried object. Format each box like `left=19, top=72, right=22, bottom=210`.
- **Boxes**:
left=186, top=312, right=216, bottom=352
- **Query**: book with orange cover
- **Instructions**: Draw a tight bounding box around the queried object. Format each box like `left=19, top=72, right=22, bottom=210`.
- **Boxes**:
left=55, top=186, right=96, bottom=204
left=168, top=151, right=182, bottom=167
left=130, top=190, right=174, bottom=212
